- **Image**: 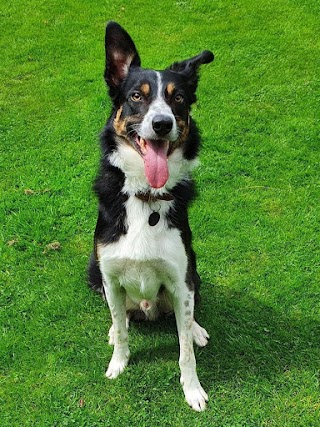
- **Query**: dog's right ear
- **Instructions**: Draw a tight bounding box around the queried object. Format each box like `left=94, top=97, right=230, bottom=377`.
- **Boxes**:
left=104, top=22, right=141, bottom=94
left=168, top=50, right=214, bottom=100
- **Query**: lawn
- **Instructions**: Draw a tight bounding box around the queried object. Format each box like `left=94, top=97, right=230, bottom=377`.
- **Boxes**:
left=1, top=0, right=319, bottom=425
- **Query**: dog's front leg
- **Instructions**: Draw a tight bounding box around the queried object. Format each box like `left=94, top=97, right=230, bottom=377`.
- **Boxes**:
left=173, top=288, right=208, bottom=411
left=103, top=279, right=130, bottom=379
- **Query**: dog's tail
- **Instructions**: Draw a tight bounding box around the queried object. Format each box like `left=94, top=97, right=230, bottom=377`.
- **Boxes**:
left=87, top=252, right=104, bottom=295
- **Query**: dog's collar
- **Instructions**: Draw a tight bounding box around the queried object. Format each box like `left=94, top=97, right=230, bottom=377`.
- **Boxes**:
left=135, top=192, right=174, bottom=202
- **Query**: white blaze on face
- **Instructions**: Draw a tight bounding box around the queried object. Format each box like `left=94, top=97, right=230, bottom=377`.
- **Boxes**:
left=135, top=72, right=178, bottom=189
left=138, top=72, right=178, bottom=142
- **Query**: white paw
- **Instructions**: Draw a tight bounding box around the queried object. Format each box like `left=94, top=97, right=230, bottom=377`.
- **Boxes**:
left=192, top=321, right=210, bottom=347
left=105, top=353, right=129, bottom=379
left=182, top=382, right=208, bottom=411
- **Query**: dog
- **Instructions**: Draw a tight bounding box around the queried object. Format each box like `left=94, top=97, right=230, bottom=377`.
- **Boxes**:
left=88, top=21, right=214, bottom=411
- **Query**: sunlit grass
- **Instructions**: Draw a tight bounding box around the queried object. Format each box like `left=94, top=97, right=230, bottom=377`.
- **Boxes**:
left=1, top=0, right=319, bottom=425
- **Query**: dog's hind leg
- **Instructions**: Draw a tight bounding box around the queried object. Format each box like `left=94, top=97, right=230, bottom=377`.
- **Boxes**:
left=87, top=252, right=103, bottom=294
left=192, top=321, right=209, bottom=347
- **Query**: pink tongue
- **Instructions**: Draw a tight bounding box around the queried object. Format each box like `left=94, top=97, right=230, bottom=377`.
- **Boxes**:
left=143, top=140, right=169, bottom=188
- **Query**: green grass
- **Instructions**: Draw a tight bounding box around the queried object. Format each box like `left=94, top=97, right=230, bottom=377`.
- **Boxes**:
left=1, top=0, right=319, bottom=425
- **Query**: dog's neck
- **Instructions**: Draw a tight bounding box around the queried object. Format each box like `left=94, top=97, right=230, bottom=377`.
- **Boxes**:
left=135, top=191, right=174, bottom=203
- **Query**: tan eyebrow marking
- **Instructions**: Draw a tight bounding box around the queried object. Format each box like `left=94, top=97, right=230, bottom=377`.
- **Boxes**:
left=140, top=83, right=150, bottom=96
left=166, top=82, right=175, bottom=96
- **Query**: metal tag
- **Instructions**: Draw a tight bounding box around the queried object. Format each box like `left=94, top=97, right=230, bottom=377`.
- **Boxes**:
left=148, top=212, right=160, bottom=226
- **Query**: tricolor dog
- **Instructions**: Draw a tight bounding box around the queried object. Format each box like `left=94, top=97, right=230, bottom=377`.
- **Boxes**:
left=88, top=21, right=214, bottom=411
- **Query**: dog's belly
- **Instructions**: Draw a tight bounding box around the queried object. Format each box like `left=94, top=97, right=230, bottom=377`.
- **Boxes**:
left=98, top=214, right=187, bottom=302
left=100, top=258, right=172, bottom=302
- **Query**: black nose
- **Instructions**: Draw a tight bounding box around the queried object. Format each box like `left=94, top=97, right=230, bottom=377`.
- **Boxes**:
left=152, top=114, right=173, bottom=137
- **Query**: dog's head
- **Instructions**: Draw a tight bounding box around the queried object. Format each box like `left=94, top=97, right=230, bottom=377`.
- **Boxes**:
left=104, top=21, right=214, bottom=189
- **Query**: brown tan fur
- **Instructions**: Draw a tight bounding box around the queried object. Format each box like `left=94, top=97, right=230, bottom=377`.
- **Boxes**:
left=166, top=82, right=175, bottom=96
left=140, top=83, right=150, bottom=97
left=177, top=117, right=190, bottom=144
left=113, top=106, right=127, bottom=136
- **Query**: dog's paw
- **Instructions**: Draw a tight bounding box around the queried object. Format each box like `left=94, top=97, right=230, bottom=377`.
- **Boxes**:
left=192, top=321, right=210, bottom=347
left=106, top=353, right=129, bottom=379
left=182, top=382, right=208, bottom=412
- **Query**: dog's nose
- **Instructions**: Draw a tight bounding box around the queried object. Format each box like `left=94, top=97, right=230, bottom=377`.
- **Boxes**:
left=152, top=114, right=173, bottom=137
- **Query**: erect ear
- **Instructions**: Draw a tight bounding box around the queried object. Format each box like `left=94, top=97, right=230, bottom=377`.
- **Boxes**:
left=168, top=50, right=214, bottom=95
left=104, top=21, right=141, bottom=92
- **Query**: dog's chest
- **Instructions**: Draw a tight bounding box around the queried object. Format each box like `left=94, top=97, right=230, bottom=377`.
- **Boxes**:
left=98, top=196, right=187, bottom=300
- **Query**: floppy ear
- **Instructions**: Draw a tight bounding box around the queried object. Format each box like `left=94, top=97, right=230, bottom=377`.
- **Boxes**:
left=104, top=21, right=141, bottom=93
left=168, top=50, right=214, bottom=95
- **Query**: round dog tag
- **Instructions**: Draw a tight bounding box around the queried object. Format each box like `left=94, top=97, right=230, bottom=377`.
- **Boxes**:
left=148, top=212, right=160, bottom=226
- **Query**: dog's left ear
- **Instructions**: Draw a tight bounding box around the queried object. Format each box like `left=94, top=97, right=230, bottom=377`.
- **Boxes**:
left=168, top=50, right=214, bottom=95
left=104, top=21, right=141, bottom=95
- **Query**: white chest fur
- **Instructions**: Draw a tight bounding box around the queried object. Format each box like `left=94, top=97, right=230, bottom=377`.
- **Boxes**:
left=98, top=196, right=188, bottom=303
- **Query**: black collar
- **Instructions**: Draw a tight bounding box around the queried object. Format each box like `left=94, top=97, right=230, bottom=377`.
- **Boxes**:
left=135, top=192, right=174, bottom=202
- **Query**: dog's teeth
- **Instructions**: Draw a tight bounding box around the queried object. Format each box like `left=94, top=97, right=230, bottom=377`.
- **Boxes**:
left=138, top=137, right=147, bottom=154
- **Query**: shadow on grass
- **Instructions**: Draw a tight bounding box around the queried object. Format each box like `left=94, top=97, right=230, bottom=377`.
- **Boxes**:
left=126, top=284, right=319, bottom=385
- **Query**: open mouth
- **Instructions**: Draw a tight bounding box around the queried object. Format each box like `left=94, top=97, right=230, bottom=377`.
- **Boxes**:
left=134, top=135, right=170, bottom=189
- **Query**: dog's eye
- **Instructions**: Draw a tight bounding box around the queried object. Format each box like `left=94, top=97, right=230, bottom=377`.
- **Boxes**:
left=175, top=94, right=184, bottom=103
left=131, top=92, right=142, bottom=102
